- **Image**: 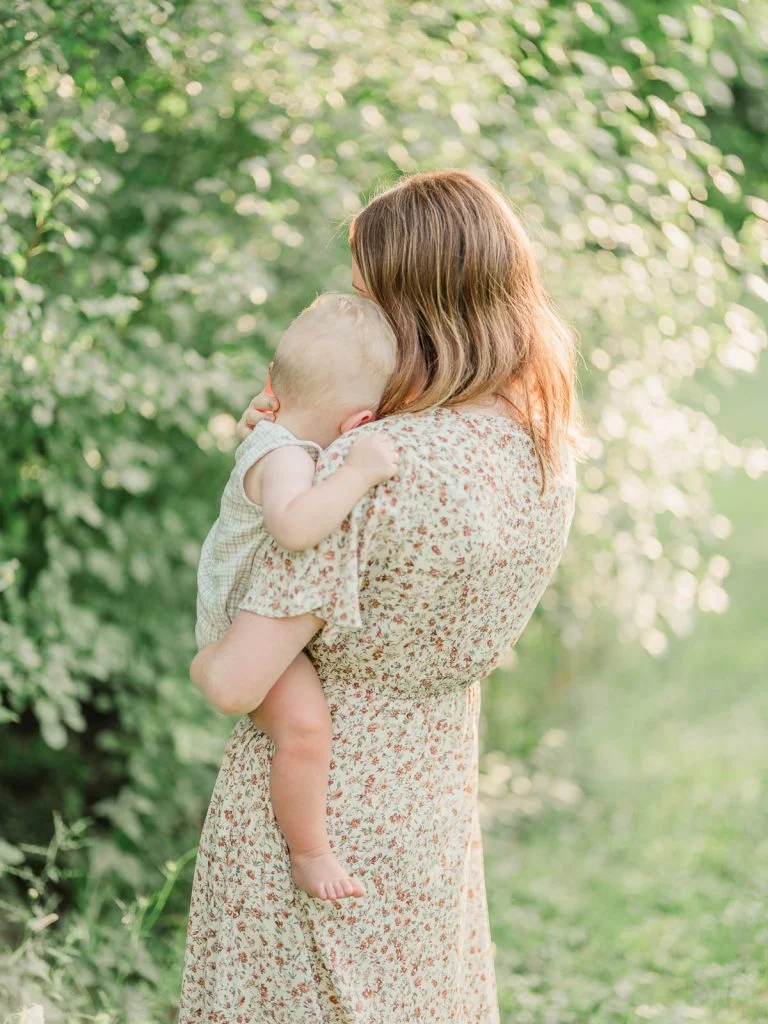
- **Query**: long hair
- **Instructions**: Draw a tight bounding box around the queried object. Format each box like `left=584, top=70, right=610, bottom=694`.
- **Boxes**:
left=349, top=169, right=580, bottom=483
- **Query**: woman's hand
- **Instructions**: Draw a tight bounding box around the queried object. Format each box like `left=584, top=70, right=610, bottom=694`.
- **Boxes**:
left=237, top=391, right=280, bottom=439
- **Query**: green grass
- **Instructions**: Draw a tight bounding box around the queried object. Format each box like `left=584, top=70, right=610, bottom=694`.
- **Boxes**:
left=484, top=366, right=768, bottom=1023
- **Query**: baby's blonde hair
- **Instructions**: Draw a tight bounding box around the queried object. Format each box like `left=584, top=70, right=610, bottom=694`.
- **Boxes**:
left=271, top=292, right=396, bottom=412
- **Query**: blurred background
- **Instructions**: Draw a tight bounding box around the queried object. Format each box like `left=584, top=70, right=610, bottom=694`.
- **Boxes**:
left=1, top=1, right=767, bottom=1021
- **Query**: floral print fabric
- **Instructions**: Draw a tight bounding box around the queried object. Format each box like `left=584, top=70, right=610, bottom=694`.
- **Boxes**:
left=180, top=406, right=576, bottom=1024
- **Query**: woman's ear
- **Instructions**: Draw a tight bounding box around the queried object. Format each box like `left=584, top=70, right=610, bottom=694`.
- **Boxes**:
left=339, top=409, right=375, bottom=434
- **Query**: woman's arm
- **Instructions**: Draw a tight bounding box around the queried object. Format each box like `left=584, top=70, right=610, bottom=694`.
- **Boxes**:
left=190, top=609, right=323, bottom=715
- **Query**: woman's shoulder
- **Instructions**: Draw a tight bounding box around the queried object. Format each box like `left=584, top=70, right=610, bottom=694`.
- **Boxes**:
left=318, top=406, right=551, bottom=479
left=318, top=406, right=571, bottom=509
left=312, top=407, right=574, bottom=547
left=322, top=406, right=533, bottom=455
left=314, top=413, right=414, bottom=469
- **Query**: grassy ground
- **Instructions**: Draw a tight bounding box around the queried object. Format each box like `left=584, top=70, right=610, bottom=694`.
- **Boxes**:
left=483, top=365, right=768, bottom=1023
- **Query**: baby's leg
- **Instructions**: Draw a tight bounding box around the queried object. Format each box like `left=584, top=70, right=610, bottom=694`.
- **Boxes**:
left=250, top=652, right=365, bottom=901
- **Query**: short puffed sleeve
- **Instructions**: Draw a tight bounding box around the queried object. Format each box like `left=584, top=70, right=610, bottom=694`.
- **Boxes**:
left=238, top=423, right=408, bottom=643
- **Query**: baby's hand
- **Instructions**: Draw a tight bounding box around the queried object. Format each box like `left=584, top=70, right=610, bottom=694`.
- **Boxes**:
left=345, top=435, right=400, bottom=487
left=237, top=391, right=279, bottom=439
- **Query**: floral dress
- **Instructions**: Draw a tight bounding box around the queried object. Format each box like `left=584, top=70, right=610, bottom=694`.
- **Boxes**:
left=179, top=406, right=576, bottom=1024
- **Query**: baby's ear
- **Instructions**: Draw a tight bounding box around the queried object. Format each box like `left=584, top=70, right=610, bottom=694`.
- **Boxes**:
left=339, top=409, right=375, bottom=434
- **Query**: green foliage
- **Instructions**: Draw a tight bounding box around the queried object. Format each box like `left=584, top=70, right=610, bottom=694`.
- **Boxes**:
left=1, top=0, right=766, bottom=1020
left=0, top=815, right=192, bottom=1022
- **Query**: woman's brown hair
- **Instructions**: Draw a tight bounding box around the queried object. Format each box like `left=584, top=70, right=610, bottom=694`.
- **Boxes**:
left=349, top=169, right=580, bottom=484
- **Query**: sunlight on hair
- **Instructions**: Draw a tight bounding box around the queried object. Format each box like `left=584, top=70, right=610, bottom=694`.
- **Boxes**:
left=350, top=170, right=581, bottom=485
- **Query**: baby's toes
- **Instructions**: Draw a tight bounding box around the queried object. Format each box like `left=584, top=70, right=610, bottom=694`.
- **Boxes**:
left=339, top=876, right=356, bottom=897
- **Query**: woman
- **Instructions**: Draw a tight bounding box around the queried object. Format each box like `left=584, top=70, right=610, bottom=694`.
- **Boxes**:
left=180, top=169, right=578, bottom=1023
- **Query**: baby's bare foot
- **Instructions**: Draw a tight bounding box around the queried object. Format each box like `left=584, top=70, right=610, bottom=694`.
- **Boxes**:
left=291, top=845, right=366, bottom=900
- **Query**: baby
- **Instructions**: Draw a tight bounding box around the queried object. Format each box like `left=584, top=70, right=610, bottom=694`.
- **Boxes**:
left=196, top=292, right=399, bottom=901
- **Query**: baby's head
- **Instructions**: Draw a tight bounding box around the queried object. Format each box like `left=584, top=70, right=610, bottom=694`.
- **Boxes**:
left=270, top=292, right=396, bottom=447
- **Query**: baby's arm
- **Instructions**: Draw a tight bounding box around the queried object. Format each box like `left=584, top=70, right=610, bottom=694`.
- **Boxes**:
left=245, top=435, right=398, bottom=551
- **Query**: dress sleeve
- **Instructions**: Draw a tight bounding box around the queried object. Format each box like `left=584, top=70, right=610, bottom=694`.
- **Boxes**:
left=238, top=424, right=407, bottom=643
